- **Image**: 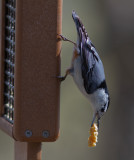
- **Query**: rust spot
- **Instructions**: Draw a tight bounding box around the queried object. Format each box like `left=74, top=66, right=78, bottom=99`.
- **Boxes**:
left=72, top=49, right=79, bottom=62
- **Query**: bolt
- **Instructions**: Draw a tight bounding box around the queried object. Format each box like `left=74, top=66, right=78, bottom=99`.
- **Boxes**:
left=42, top=130, right=49, bottom=138
left=25, top=130, right=32, bottom=137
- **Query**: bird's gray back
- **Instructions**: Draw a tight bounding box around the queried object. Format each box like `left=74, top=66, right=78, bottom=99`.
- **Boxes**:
left=80, top=38, right=106, bottom=94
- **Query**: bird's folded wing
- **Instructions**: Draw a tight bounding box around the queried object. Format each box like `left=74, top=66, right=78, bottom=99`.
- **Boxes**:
left=80, top=37, right=99, bottom=94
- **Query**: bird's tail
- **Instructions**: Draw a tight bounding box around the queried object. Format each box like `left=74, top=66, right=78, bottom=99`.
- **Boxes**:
left=72, top=10, right=89, bottom=41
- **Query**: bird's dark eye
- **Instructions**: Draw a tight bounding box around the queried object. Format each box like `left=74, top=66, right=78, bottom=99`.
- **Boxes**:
left=101, top=108, right=105, bottom=112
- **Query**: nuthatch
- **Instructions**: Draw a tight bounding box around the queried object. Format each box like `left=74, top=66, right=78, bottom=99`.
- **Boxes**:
left=58, top=11, right=110, bottom=128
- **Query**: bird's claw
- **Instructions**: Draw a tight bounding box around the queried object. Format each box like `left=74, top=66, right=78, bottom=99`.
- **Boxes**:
left=56, top=76, right=66, bottom=82
left=57, top=34, right=68, bottom=41
left=57, top=34, right=76, bottom=46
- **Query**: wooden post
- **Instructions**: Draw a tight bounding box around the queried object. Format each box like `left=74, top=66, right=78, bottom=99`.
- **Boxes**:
left=15, top=141, right=42, bottom=160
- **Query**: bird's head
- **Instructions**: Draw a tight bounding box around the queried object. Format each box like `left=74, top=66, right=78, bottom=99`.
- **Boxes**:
left=90, top=89, right=110, bottom=128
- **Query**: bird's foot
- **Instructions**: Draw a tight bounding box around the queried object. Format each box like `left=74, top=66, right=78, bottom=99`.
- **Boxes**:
left=56, top=76, right=66, bottom=82
left=57, top=34, right=68, bottom=41
left=57, top=34, right=76, bottom=46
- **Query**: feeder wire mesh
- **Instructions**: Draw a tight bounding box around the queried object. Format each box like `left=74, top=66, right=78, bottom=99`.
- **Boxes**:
left=3, top=0, right=16, bottom=124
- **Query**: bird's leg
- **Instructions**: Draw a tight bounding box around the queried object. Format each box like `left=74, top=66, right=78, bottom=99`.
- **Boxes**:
left=57, top=68, right=73, bottom=82
left=57, top=34, right=76, bottom=46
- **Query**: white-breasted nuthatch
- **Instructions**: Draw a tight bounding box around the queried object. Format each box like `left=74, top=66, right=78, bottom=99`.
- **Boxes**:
left=58, top=11, right=110, bottom=128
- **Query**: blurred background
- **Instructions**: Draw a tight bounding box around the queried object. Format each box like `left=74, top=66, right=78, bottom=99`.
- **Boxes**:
left=0, top=0, right=134, bottom=159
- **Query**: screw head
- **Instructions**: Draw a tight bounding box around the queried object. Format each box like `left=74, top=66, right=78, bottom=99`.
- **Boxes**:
left=25, top=130, right=32, bottom=137
left=42, top=130, right=49, bottom=138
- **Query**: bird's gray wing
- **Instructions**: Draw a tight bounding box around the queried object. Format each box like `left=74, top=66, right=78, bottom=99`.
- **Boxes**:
left=80, top=36, right=100, bottom=94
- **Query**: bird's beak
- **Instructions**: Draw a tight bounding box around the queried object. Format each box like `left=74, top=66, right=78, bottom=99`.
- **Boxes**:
left=91, top=112, right=101, bottom=129
left=91, top=113, right=97, bottom=127
left=97, top=116, right=101, bottom=129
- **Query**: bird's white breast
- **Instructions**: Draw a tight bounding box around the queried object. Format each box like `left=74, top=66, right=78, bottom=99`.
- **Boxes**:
left=71, top=56, right=88, bottom=96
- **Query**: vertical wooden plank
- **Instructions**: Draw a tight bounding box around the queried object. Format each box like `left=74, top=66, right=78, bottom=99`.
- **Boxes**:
left=13, top=0, right=62, bottom=142
left=0, top=0, right=5, bottom=115
left=15, top=141, right=42, bottom=160
left=27, top=142, right=42, bottom=160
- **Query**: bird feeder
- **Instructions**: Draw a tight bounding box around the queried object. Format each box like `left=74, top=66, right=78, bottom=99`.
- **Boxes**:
left=0, top=0, right=62, bottom=145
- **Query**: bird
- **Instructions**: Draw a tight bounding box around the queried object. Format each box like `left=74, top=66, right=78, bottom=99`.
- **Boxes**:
left=57, top=10, right=110, bottom=128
